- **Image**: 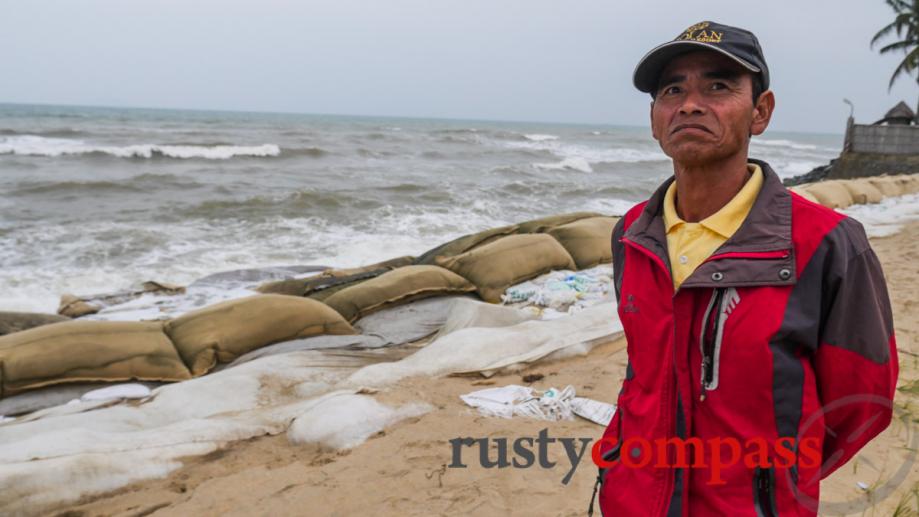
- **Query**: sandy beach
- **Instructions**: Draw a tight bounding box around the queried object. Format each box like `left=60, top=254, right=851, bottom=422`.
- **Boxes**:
left=51, top=219, right=919, bottom=517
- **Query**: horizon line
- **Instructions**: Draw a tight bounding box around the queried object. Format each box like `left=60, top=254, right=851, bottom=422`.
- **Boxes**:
left=0, top=100, right=844, bottom=137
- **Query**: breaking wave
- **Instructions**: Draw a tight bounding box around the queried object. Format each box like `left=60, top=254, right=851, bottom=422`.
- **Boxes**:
left=0, top=135, right=280, bottom=159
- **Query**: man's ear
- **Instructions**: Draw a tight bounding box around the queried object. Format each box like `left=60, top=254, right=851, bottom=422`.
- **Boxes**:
left=650, top=99, right=660, bottom=141
left=750, top=89, right=775, bottom=136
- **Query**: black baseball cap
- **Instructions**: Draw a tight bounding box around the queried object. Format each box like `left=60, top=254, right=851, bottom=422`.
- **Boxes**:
left=633, top=21, right=769, bottom=94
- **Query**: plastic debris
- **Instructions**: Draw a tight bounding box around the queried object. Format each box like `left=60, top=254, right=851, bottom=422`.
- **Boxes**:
left=460, top=384, right=615, bottom=426
left=502, top=265, right=613, bottom=317
left=570, top=397, right=616, bottom=426
left=460, top=384, right=575, bottom=421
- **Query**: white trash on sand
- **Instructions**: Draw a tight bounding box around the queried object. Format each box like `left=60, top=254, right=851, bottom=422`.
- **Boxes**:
left=460, top=384, right=616, bottom=426
left=502, top=265, right=613, bottom=319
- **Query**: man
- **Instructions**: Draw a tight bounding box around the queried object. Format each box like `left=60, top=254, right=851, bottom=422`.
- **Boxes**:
left=590, top=21, right=898, bottom=516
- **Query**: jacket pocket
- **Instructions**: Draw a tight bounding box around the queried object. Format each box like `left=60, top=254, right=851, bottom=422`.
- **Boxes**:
left=753, top=466, right=779, bottom=517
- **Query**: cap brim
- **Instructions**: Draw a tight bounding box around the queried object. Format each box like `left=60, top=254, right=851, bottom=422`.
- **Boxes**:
left=632, top=40, right=761, bottom=93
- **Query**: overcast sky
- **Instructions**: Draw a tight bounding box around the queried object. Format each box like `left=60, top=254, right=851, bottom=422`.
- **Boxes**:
left=1, top=1, right=917, bottom=133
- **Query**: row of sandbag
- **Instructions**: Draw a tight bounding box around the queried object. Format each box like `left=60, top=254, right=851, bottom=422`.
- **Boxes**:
left=0, top=212, right=619, bottom=399
left=254, top=212, right=616, bottom=301
left=788, top=173, right=919, bottom=209
left=9, top=169, right=914, bottom=402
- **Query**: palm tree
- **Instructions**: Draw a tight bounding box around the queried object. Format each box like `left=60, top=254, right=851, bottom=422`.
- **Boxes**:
left=871, top=0, right=919, bottom=116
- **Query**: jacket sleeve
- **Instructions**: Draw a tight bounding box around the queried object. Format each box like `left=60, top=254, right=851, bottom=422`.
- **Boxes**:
left=813, top=217, right=898, bottom=479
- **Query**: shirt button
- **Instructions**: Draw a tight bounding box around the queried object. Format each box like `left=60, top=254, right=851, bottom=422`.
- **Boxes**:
left=679, top=255, right=688, bottom=264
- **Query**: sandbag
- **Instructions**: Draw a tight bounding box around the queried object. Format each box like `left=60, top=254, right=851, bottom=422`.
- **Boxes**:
left=140, top=281, right=186, bottom=294
left=788, top=186, right=820, bottom=204
left=254, top=277, right=315, bottom=296
left=57, top=281, right=187, bottom=318
left=515, top=212, right=602, bottom=234
left=547, top=216, right=618, bottom=269
left=307, top=279, right=368, bottom=302
left=415, top=225, right=518, bottom=265
left=867, top=176, right=904, bottom=197
left=840, top=179, right=883, bottom=205
left=58, top=294, right=100, bottom=318
left=165, top=294, right=356, bottom=375
left=802, top=181, right=854, bottom=209
left=324, top=266, right=476, bottom=323
left=257, top=273, right=367, bottom=298
left=0, top=321, right=191, bottom=397
left=897, top=174, right=919, bottom=195
left=321, top=256, right=415, bottom=279
left=436, top=234, right=577, bottom=303
left=0, top=312, right=69, bottom=336
left=891, top=174, right=919, bottom=195
left=256, top=256, right=413, bottom=297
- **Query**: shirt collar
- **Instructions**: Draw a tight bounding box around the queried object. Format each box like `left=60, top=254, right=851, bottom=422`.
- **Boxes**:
left=663, top=163, right=764, bottom=238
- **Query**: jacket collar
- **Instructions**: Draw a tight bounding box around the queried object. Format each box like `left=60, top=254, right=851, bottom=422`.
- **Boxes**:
left=623, top=158, right=796, bottom=289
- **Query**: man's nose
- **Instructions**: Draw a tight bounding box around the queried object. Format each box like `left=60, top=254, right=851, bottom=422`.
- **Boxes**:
left=678, top=88, right=706, bottom=115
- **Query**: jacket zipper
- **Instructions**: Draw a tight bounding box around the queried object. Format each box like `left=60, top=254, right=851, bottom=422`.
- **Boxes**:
left=695, top=250, right=790, bottom=402
left=753, top=466, right=779, bottom=517
left=699, top=287, right=726, bottom=401
left=588, top=418, right=623, bottom=516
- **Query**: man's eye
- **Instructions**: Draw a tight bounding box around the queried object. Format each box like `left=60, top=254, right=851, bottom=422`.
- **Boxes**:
left=662, top=86, right=681, bottom=95
left=710, top=82, right=728, bottom=90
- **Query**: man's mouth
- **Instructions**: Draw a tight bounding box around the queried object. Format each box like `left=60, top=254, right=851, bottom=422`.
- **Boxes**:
left=671, top=124, right=712, bottom=135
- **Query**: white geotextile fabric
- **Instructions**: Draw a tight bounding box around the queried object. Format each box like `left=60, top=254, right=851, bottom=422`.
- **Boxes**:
left=287, top=393, right=432, bottom=449
left=431, top=296, right=537, bottom=340
left=346, top=301, right=623, bottom=387
left=0, top=298, right=623, bottom=516
left=0, top=352, right=365, bottom=515
left=79, top=383, right=152, bottom=402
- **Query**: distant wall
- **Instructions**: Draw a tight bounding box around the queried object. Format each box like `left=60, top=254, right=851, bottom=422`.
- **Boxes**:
left=849, top=124, right=919, bottom=154
left=826, top=151, right=919, bottom=180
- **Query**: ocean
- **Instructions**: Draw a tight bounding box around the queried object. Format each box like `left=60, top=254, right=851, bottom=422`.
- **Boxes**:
left=0, top=103, right=843, bottom=314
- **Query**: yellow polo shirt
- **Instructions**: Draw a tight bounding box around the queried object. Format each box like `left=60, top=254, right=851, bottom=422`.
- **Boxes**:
left=663, top=163, right=764, bottom=289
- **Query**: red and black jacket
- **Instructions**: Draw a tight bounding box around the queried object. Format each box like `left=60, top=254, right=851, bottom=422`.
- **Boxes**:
left=593, top=159, right=898, bottom=516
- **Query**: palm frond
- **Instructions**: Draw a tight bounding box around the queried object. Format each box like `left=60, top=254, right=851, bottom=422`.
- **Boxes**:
left=879, top=39, right=919, bottom=54
left=874, top=0, right=919, bottom=90
left=887, top=46, right=919, bottom=90
left=873, top=20, right=901, bottom=47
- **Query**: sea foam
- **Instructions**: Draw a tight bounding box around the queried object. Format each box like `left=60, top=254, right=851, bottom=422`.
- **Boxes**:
left=535, top=157, right=594, bottom=173
left=0, top=135, right=280, bottom=159
left=523, top=133, right=559, bottom=142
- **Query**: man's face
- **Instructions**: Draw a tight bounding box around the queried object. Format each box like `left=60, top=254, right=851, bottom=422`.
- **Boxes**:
left=650, top=50, right=768, bottom=167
